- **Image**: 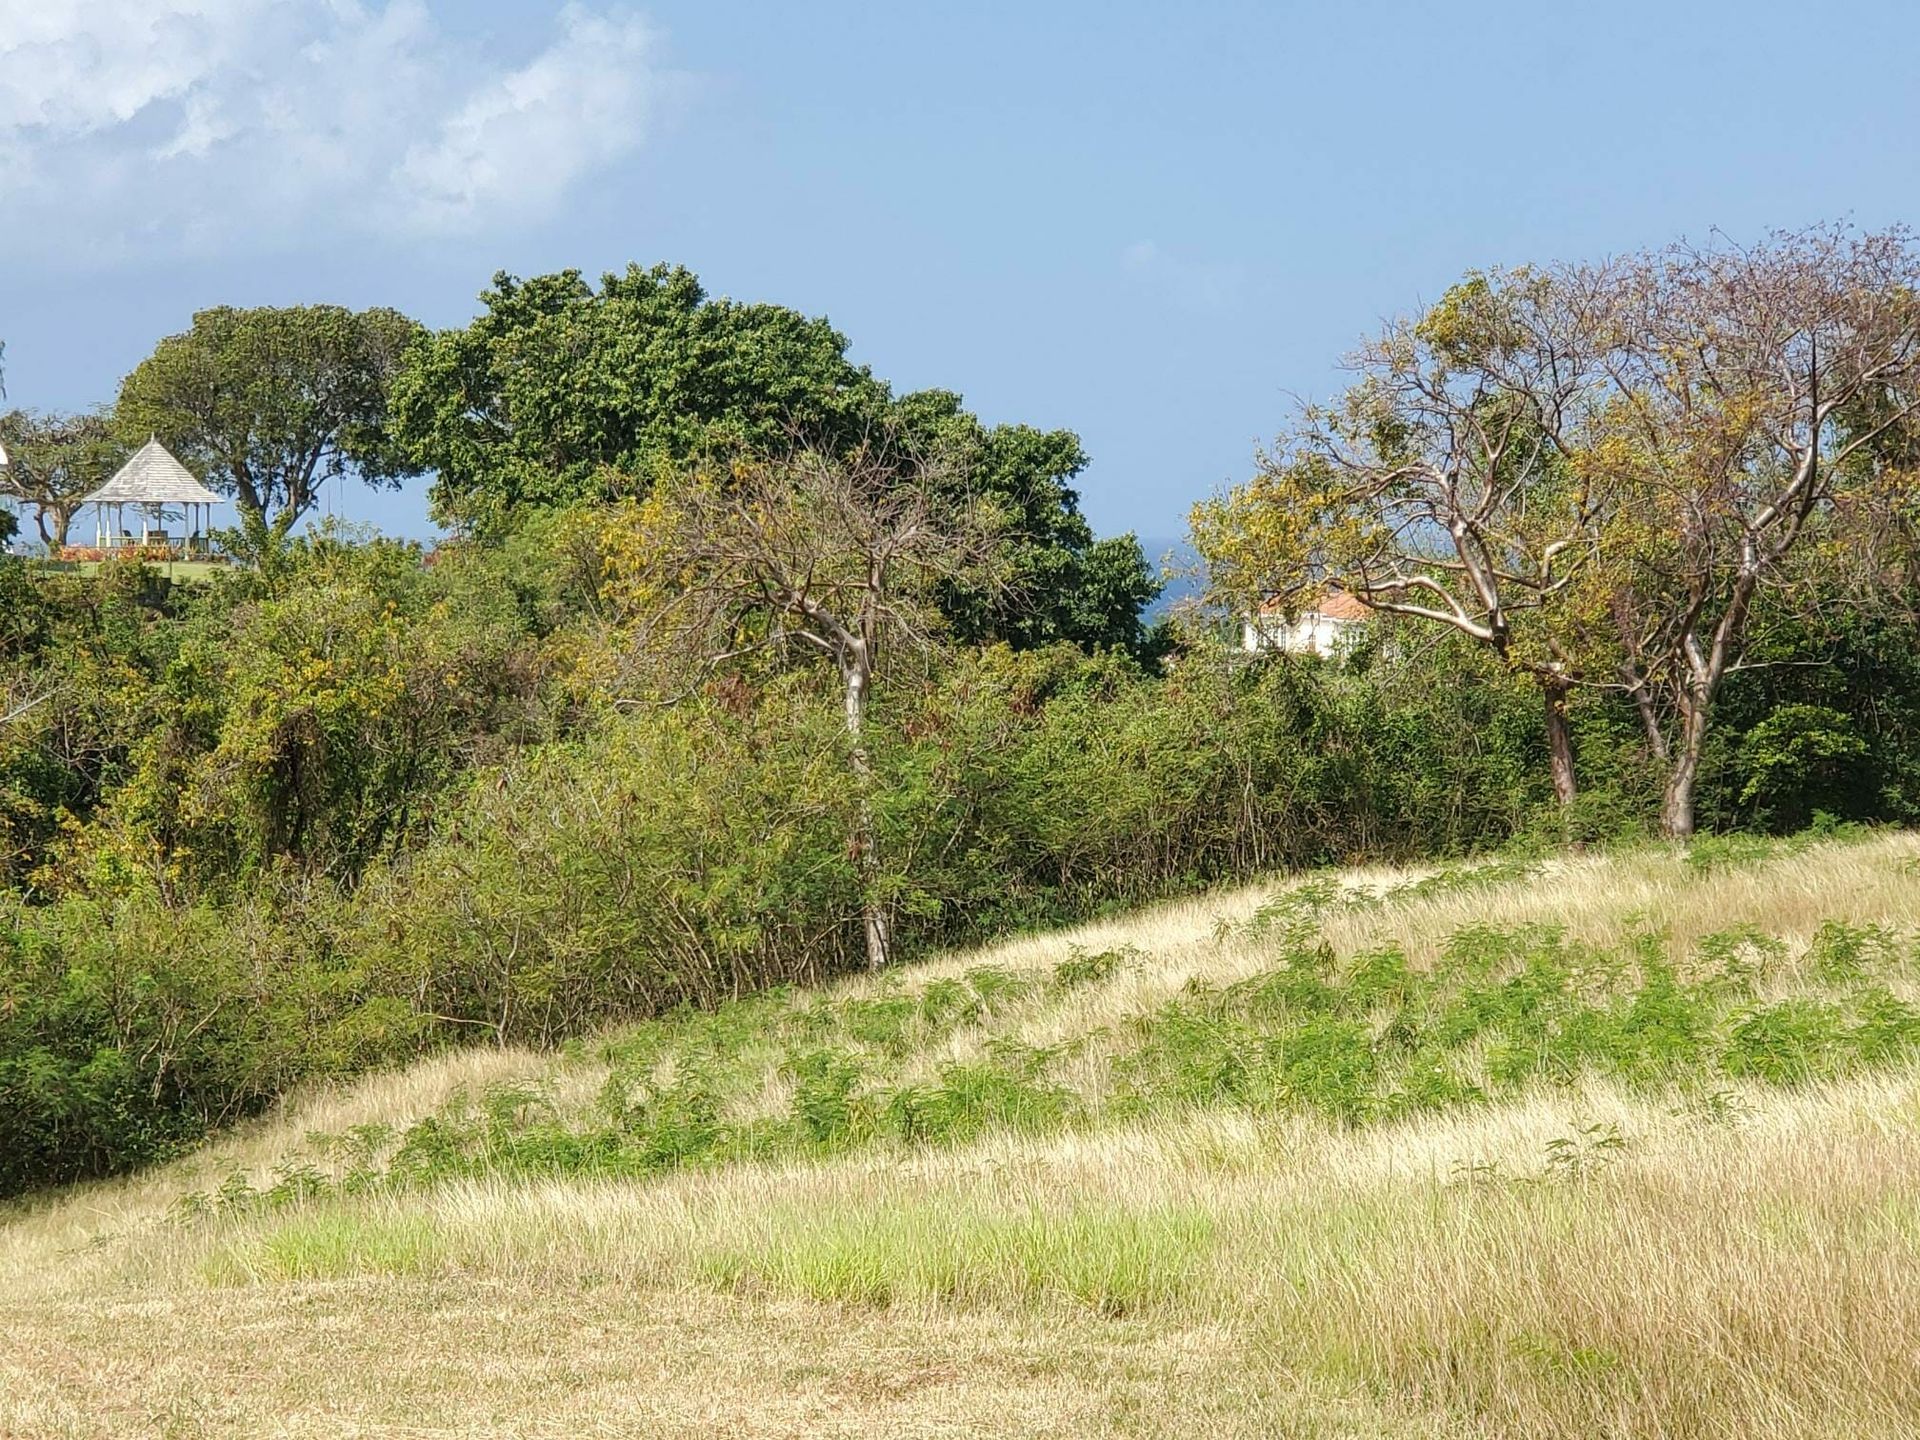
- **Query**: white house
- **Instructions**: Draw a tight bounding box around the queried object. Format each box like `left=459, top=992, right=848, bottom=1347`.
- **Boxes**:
left=1241, top=588, right=1371, bottom=656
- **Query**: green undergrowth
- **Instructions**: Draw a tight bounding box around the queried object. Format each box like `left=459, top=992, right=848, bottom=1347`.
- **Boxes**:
left=177, top=849, right=1920, bottom=1220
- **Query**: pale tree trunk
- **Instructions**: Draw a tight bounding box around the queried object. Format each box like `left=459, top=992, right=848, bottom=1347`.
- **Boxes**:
left=841, top=648, right=892, bottom=972
left=1659, top=562, right=1761, bottom=840
left=1661, top=691, right=1711, bottom=839
left=1542, top=675, right=1578, bottom=807
left=1620, top=665, right=1670, bottom=763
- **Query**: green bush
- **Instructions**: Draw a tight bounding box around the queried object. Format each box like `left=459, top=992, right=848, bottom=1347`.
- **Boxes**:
left=6, top=531, right=1918, bottom=1198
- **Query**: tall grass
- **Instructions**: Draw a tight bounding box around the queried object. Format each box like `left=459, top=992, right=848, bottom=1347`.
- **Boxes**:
left=55, top=1069, right=1920, bottom=1437
left=147, top=833, right=1920, bottom=1211
left=7, top=830, right=1920, bottom=1438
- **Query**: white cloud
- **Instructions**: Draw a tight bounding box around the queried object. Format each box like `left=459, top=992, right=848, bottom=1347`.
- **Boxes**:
left=399, top=5, right=656, bottom=231
left=0, top=1, right=664, bottom=258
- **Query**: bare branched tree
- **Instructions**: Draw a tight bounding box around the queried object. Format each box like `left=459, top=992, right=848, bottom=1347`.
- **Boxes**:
left=0, top=683, right=50, bottom=728
left=1195, top=267, right=1610, bottom=803
left=605, top=442, right=1009, bottom=970
left=1583, top=226, right=1920, bottom=835
left=1201, top=227, right=1920, bottom=833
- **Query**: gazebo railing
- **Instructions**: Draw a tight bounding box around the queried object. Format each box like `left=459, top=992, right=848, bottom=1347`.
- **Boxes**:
left=57, top=534, right=227, bottom=563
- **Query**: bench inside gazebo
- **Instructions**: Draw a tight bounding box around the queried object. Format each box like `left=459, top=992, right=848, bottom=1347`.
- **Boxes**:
left=65, top=438, right=226, bottom=561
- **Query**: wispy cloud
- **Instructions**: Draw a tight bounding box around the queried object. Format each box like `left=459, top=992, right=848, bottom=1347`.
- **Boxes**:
left=0, top=1, right=669, bottom=260
left=1122, top=239, right=1247, bottom=313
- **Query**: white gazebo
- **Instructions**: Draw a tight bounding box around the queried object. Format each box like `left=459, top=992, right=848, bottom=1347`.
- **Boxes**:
left=80, top=438, right=224, bottom=555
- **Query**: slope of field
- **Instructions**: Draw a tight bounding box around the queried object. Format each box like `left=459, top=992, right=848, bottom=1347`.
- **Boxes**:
left=6, top=832, right=1920, bottom=1438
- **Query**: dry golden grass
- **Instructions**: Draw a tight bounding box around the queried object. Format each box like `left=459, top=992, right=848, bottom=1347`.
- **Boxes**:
left=5, top=832, right=1920, bottom=1438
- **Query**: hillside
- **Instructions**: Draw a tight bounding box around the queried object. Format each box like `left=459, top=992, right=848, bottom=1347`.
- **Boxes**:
left=6, top=831, right=1920, bottom=1438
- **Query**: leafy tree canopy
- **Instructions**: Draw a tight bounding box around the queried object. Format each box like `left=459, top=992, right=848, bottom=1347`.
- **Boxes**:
left=117, top=305, right=425, bottom=540
left=390, top=264, right=879, bottom=534
left=0, top=409, right=128, bottom=548
left=394, top=264, right=1160, bottom=654
left=886, top=389, right=1161, bottom=654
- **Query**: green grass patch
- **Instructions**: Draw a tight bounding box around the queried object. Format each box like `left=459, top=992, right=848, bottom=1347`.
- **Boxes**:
left=204, top=1211, right=445, bottom=1284
left=695, top=1201, right=1216, bottom=1316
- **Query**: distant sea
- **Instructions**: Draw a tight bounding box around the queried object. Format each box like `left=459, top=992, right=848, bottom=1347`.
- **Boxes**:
left=1138, top=537, right=1204, bottom=618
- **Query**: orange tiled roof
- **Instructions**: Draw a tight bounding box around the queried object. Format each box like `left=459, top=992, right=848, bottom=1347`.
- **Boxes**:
left=1256, top=589, right=1372, bottom=621
left=1316, top=590, right=1372, bottom=622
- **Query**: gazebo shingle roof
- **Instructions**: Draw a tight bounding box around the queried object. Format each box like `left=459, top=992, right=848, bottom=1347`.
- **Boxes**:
left=82, top=439, right=224, bottom=507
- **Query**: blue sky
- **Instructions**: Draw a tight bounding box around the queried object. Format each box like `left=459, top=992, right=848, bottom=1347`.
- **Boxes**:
left=3, top=0, right=1918, bottom=545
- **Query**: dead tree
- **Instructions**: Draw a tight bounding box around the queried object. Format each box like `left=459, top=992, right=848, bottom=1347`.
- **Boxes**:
left=606, top=443, right=1005, bottom=970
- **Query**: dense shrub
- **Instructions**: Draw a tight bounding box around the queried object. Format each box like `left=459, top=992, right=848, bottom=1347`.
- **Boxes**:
left=365, top=678, right=868, bottom=1041
left=0, top=885, right=420, bottom=1194
left=5, top=534, right=1920, bottom=1197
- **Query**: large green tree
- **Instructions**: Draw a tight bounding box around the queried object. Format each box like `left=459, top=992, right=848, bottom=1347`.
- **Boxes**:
left=117, top=305, right=425, bottom=539
left=394, top=263, right=1160, bottom=654
left=0, top=409, right=128, bottom=548
left=886, top=389, right=1162, bottom=654
left=389, top=264, right=878, bottom=534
